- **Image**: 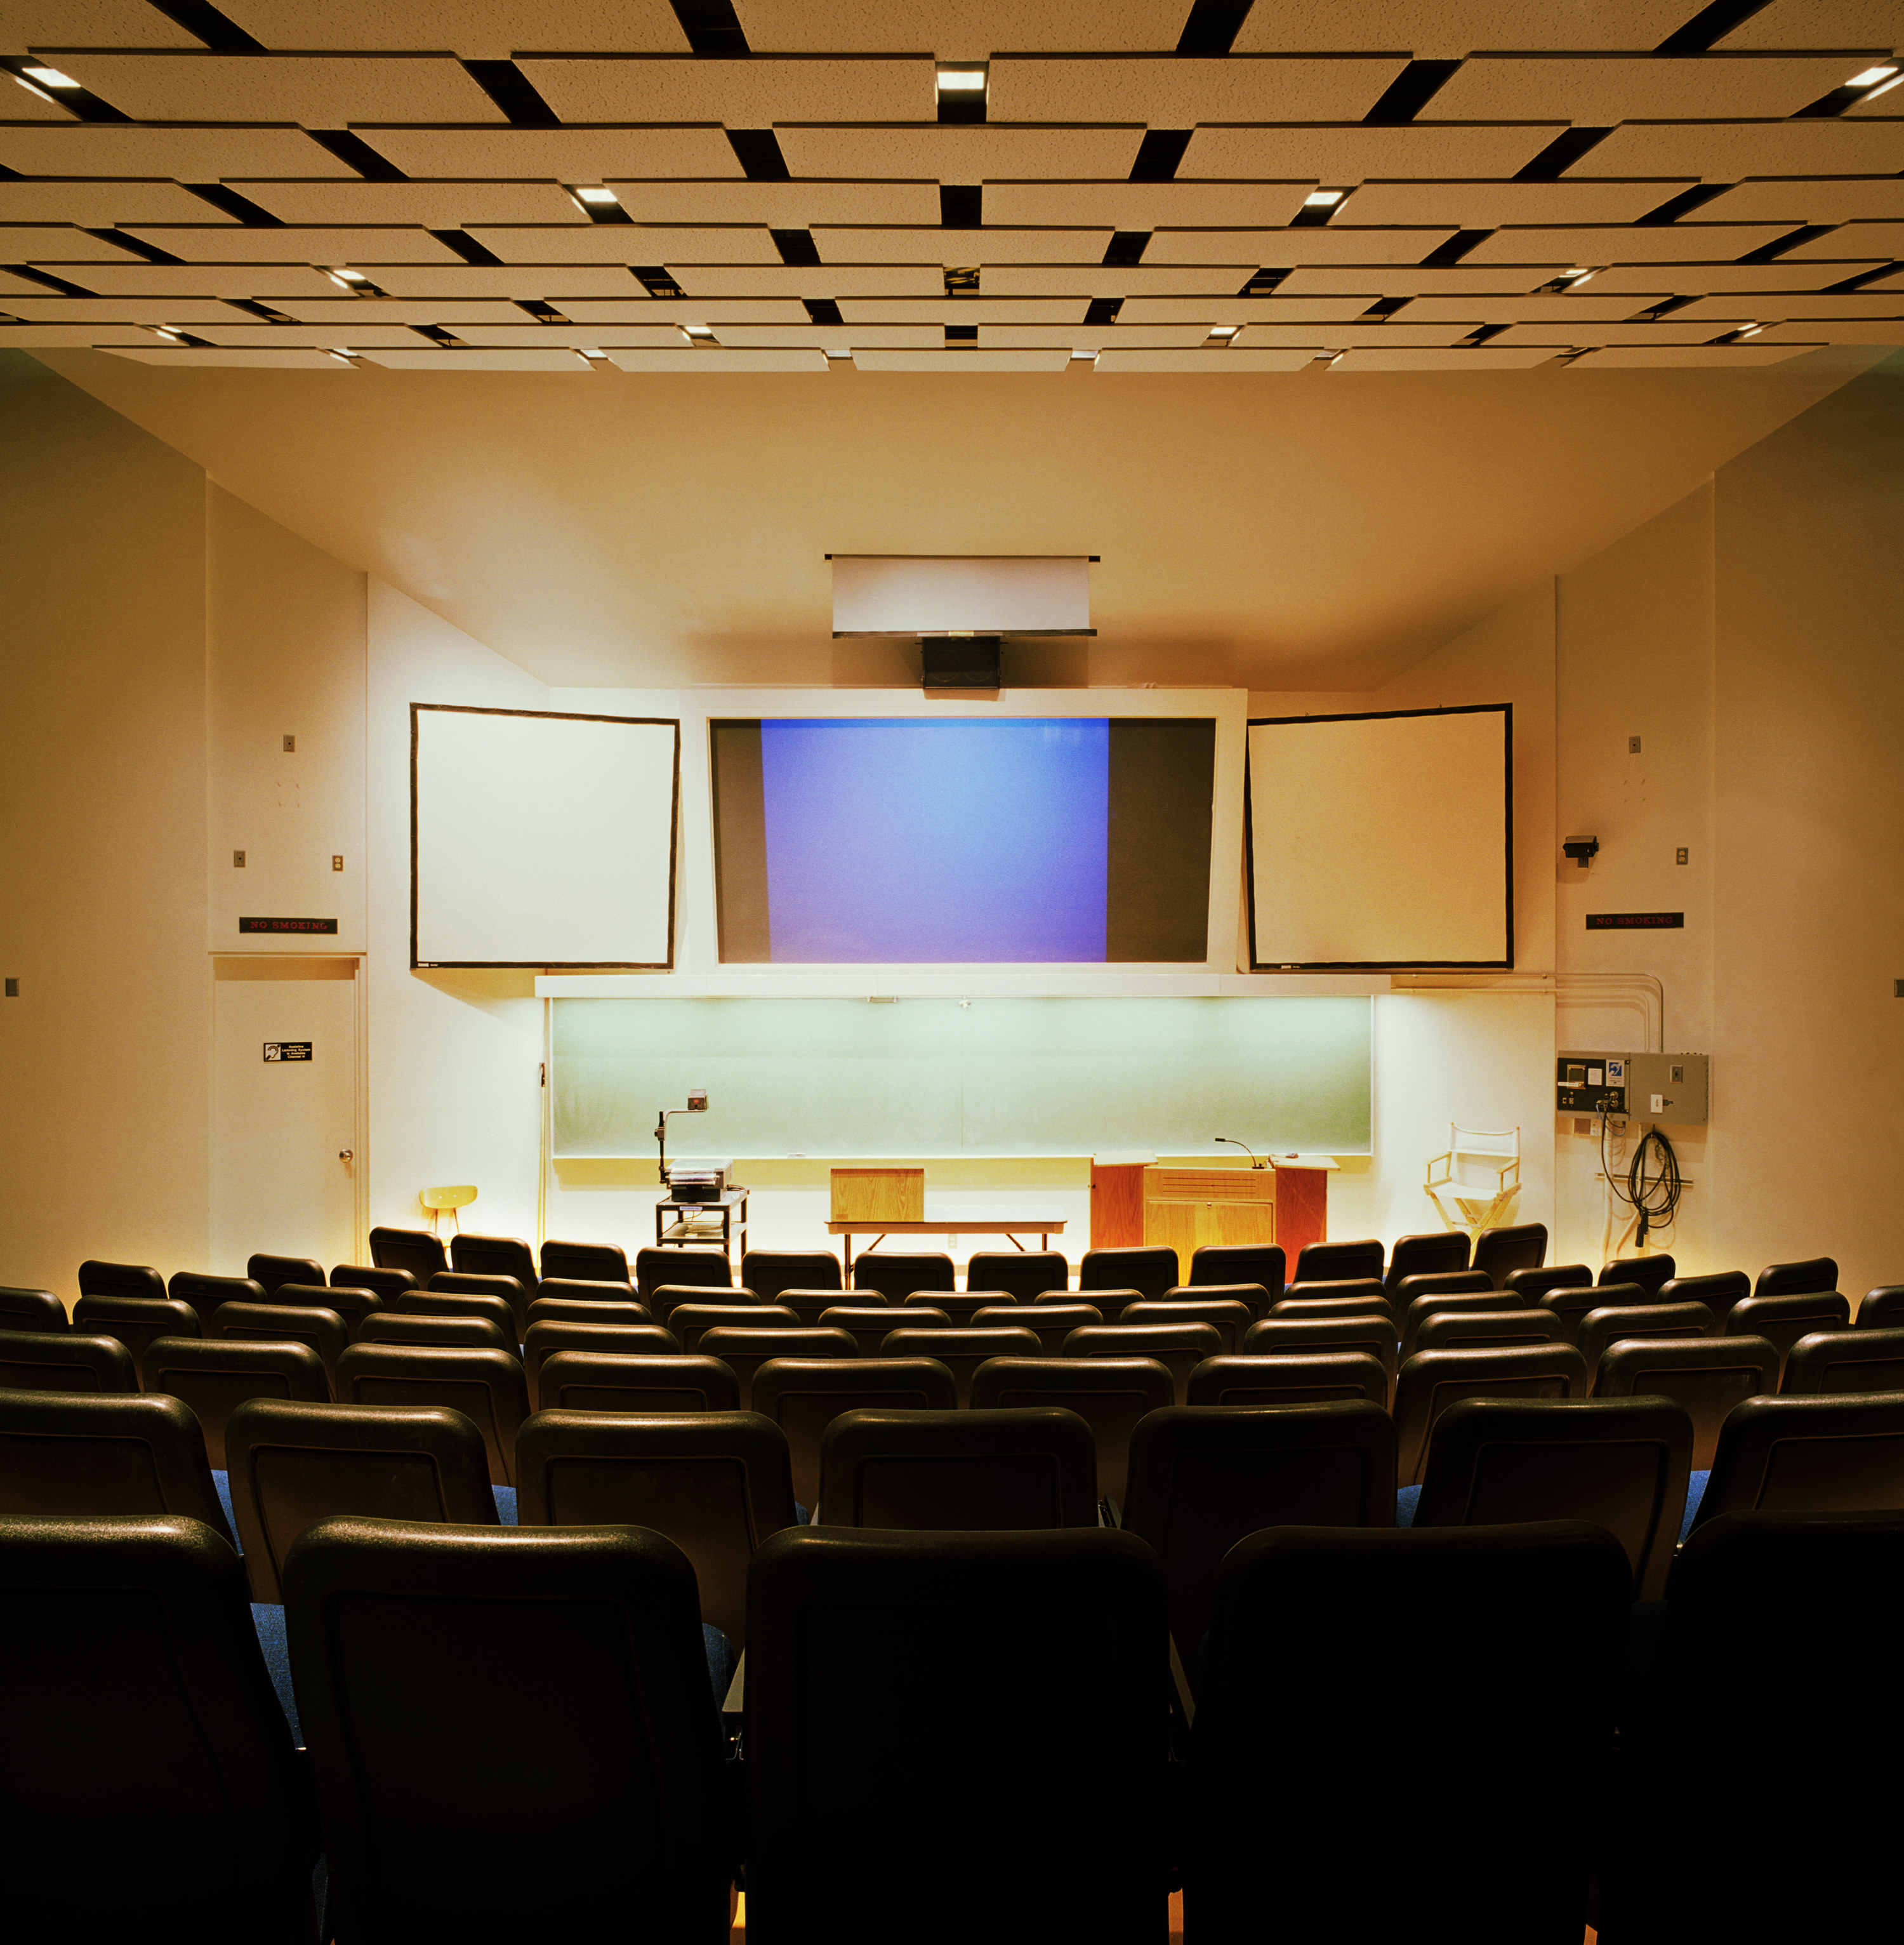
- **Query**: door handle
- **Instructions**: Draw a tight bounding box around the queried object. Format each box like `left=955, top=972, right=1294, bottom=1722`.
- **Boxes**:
left=339, top=1150, right=354, bottom=1162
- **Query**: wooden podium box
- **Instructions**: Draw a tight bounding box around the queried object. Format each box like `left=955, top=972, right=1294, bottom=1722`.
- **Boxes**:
left=830, top=1167, right=925, bottom=1224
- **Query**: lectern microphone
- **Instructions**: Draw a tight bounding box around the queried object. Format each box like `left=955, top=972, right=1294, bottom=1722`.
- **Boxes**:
left=1215, top=1135, right=1267, bottom=1171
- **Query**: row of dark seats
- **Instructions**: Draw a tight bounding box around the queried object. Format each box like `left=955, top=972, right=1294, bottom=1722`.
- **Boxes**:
left=6, top=1494, right=1899, bottom=1941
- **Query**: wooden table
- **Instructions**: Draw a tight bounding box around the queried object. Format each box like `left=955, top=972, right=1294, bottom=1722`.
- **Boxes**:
left=826, top=1204, right=1068, bottom=1277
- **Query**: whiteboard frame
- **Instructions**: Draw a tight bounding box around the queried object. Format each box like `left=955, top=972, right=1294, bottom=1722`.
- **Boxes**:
left=410, top=703, right=682, bottom=971
left=1245, top=703, right=1514, bottom=972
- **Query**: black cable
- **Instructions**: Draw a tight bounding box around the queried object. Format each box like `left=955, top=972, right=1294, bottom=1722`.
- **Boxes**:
left=1599, top=1113, right=1684, bottom=1247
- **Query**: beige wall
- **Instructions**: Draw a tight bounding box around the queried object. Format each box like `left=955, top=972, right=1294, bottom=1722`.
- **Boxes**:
left=0, top=352, right=211, bottom=1300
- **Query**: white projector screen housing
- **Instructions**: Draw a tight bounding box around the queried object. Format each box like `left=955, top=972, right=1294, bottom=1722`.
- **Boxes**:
left=411, top=705, right=680, bottom=969
left=831, top=555, right=1094, bottom=637
left=1246, top=705, right=1512, bottom=969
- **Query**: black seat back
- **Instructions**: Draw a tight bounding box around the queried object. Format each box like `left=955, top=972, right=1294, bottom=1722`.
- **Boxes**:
left=534, top=1275, right=638, bottom=1310
left=1061, top=1322, right=1224, bottom=1404
left=428, top=1269, right=529, bottom=1341
left=1726, top=1291, right=1854, bottom=1377
left=70, top=1293, right=199, bottom=1381
left=1124, top=1401, right=1396, bottom=1688
left=1285, top=1276, right=1390, bottom=1310
left=142, top=1335, right=331, bottom=1468
left=1505, top=1263, right=1593, bottom=1303
left=521, top=1320, right=680, bottom=1407
left=1471, top=1222, right=1548, bottom=1287
left=879, top=1326, right=1038, bottom=1408
left=396, top=1287, right=517, bottom=1346
left=1416, top=1308, right=1570, bottom=1355
left=1600, top=1254, right=1675, bottom=1296
left=1755, top=1256, right=1839, bottom=1297
left=226, top=1398, right=497, bottom=1602
left=0, top=1514, right=321, bottom=1941
left=0, top=1327, right=133, bottom=1394
left=650, top=1288, right=770, bottom=1334
left=1542, top=1277, right=1653, bottom=1344
left=1399, top=1291, right=1524, bottom=1361
left=285, top=1518, right=731, bottom=1939
left=529, top=1292, right=649, bottom=1328
left=1595, top=1334, right=1779, bottom=1471
left=1658, top=1270, right=1750, bottom=1327
left=215, top=1300, right=349, bottom=1386
left=1783, top=1327, right=1904, bottom=1396
left=701, top=1325, right=855, bottom=1409
left=335, top=1343, right=529, bottom=1487
left=1166, top=1279, right=1274, bottom=1320
left=819, top=1407, right=1098, bottom=1530
left=329, top=1264, right=416, bottom=1304
left=1858, top=1285, right=1904, bottom=1329
left=969, top=1356, right=1174, bottom=1512
left=750, top=1356, right=957, bottom=1511
left=741, top=1250, right=842, bottom=1302
left=449, top=1232, right=537, bottom=1285
left=167, top=1271, right=263, bottom=1336
left=538, top=1238, right=631, bottom=1284
left=1187, top=1245, right=1285, bottom=1306
left=0, top=1390, right=232, bottom=1541
left=246, top=1254, right=325, bottom=1299
left=1414, top=1395, right=1693, bottom=1599
left=1293, top=1238, right=1385, bottom=1285
left=972, top=1300, right=1098, bottom=1352
left=367, top=1227, right=446, bottom=1280
left=744, top=1527, right=1169, bottom=1941
left=1119, top=1298, right=1252, bottom=1353
left=77, top=1259, right=165, bottom=1301
left=1693, top=1393, right=1904, bottom=1530
left=635, top=1246, right=732, bottom=1301
left=965, top=1249, right=1070, bottom=1301
left=359, top=1310, right=512, bottom=1355
left=816, top=1301, right=920, bottom=1355
left=1243, top=1317, right=1398, bottom=1405
left=538, top=1351, right=741, bottom=1416
left=1384, top=1231, right=1471, bottom=1296
left=0, top=1286, right=65, bottom=1333
left=515, top=1407, right=797, bottom=1646
left=1578, top=1301, right=1716, bottom=1377
left=1394, top=1344, right=1590, bottom=1488
left=276, top=1279, right=381, bottom=1341
left=1079, top=1245, right=1179, bottom=1299
left=905, top=1288, right=1017, bottom=1324
left=850, top=1252, right=955, bottom=1301
left=1185, top=1351, right=1389, bottom=1409
left=1188, top=1520, right=1629, bottom=1939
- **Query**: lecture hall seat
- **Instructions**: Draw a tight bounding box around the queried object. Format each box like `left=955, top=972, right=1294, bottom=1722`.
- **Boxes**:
left=1577, top=1301, right=1716, bottom=1381
left=395, top=1287, right=518, bottom=1347
left=1184, top=1352, right=1391, bottom=1410
left=1780, top=1326, right=1904, bottom=1395
left=967, top=1249, right=1069, bottom=1302
left=1186, top=1244, right=1285, bottom=1306
left=521, top=1320, right=680, bottom=1408
left=1120, top=1297, right=1253, bottom=1353
left=1292, top=1238, right=1385, bottom=1286
left=1383, top=1231, right=1471, bottom=1296
left=741, top=1250, right=843, bottom=1303
left=526, top=1293, right=652, bottom=1329
left=1725, top=1290, right=1853, bottom=1379
left=76, top=1259, right=166, bottom=1303
left=0, top=1326, right=135, bottom=1395
left=0, top=1287, right=67, bottom=1334
left=167, top=1271, right=263, bottom=1336
left=1471, top=1221, right=1548, bottom=1287
left=1755, top=1256, right=1839, bottom=1297
left=213, top=1301, right=350, bottom=1390
left=750, top=1356, right=958, bottom=1512
left=1392, top=1344, right=1590, bottom=1491
left=329, top=1263, right=417, bottom=1305
left=449, top=1231, right=538, bottom=1286
left=818, top=1303, right=949, bottom=1355
left=429, top=1269, right=531, bottom=1342
left=1689, top=1393, right=1904, bottom=1532
left=141, top=1336, right=332, bottom=1468
left=904, top=1287, right=1022, bottom=1325
left=1593, top=1334, right=1779, bottom=1473
left=538, top=1238, right=632, bottom=1284
left=246, top=1253, right=326, bottom=1300
left=970, top=1301, right=1099, bottom=1353
left=1078, top=1245, right=1179, bottom=1300
left=369, top=1225, right=448, bottom=1280
left=275, top=1278, right=382, bottom=1341
left=70, top=1292, right=199, bottom=1384
left=1658, top=1270, right=1750, bottom=1328
left=535, top=1351, right=741, bottom=1417
left=1061, top=1322, right=1223, bottom=1405
left=635, top=1245, right=733, bottom=1303
left=880, top=1325, right=1038, bottom=1408
left=360, top=1312, right=516, bottom=1355
left=849, top=1251, right=956, bottom=1301
left=335, top=1343, right=530, bottom=1487
left=699, top=1325, right=854, bottom=1411
left=1599, top=1254, right=1675, bottom=1298
left=668, top=1302, right=798, bottom=1353
left=968, top=1357, right=1175, bottom=1519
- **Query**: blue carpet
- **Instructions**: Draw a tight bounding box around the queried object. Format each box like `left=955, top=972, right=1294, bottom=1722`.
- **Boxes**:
left=795, top=1502, right=810, bottom=1525
left=211, top=1468, right=237, bottom=1544
left=704, top=1622, right=736, bottom=1701
left=493, top=1484, right=518, bottom=1524
left=1680, top=1470, right=1709, bottom=1543
left=1395, top=1484, right=1420, bottom=1528
left=251, top=1602, right=302, bottom=1748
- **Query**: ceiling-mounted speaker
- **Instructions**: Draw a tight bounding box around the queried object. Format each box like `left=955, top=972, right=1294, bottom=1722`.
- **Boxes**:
left=830, top=554, right=1094, bottom=639
left=920, top=636, right=1001, bottom=691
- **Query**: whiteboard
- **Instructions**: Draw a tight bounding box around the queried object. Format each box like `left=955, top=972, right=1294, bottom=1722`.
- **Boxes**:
left=1247, top=707, right=1511, bottom=969
left=412, top=706, right=679, bottom=968
left=552, top=995, right=1372, bottom=1158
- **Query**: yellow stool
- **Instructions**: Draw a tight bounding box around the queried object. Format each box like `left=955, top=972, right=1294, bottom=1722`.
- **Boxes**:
left=422, top=1184, right=477, bottom=1237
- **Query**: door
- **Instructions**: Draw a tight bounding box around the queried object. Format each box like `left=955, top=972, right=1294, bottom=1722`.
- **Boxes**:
left=213, top=956, right=362, bottom=1275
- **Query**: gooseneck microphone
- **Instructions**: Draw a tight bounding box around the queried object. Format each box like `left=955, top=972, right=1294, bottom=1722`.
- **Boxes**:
left=1214, top=1135, right=1267, bottom=1171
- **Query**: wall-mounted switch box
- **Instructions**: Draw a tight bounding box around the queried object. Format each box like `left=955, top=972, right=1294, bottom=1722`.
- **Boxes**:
left=233, top=850, right=246, bottom=868
left=282, top=734, right=295, bottom=753
left=4, top=979, right=17, bottom=998
left=1557, top=1051, right=1627, bottom=1115
left=1626, top=1052, right=1709, bottom=1124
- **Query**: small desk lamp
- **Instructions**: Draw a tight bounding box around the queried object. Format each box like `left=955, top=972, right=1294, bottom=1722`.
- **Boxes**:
left=1215, top=1136, right=1268, bottom=1170
left=656, top=1089, right=709, bottom=1185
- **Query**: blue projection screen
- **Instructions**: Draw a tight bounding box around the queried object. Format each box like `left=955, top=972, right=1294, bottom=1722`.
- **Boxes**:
left=711, top=716, right=1215, bottom=964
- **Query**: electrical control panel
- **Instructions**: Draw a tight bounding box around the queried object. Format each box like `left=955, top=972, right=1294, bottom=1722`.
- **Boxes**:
left=1558, top=1051, right=1709, bottom=1124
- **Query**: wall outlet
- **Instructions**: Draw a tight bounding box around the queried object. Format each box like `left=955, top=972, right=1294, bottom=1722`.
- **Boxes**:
left=1628, top=734, right=1642, bottom=753
left=282, top=734, right=295, bottom=752
left=232, top=849, right=246, bottom=868
left=1676, top=847, right=1688, bottom=865
left=4, top=978, right=17, bottom=998
left=331, top=854, right=344, bottom=872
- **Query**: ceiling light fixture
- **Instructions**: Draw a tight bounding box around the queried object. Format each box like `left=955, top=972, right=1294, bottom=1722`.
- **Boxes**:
left=574, top=186, right=617, bottom=204
left=935, top=66, right=986, bottom=90
left=326, top=349, right=355, bottom=364
left=935, top=63, right=987, bottom=124
left=1208, top=324, right=1240, bottom=342
left=578, top=347, right=607, bottom=361
left=1848, top=64, right=1898, bottom=86
left=11, top=74, right=52, bottom=101
left=326, top=268, right=368, bottom=290
left=1865, top=73, right=1904, bottom=100
left=682, top=324, right=716, bottom=345
left=1304, top=189, right=1346, bottom=208
left=1069, top=349, right=1097, bottom=361
left=152, top=325, right=183, bottom=343
left=22, top=65, right=78, bottom=88
left=1564, top=267, right=1597, bottom=283
left=1738, top=322, right=1764, bottom=337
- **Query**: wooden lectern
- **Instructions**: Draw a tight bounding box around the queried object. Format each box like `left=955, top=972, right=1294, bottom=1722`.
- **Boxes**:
left=1090, top=1157, right=1331, bottom=1266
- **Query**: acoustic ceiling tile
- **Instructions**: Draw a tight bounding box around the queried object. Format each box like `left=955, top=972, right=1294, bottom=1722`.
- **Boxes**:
left=1675, top=291, right=1904, bottom=317
left=1146, top=225, right=1455, bottom=265
left=1117, top=295, right=1373, bottom=323
left=838, top=296, right=1085, bottom=322
left=814, top=224, right=1113, bottom=263
left=1697, top=178, right=1904, bottom=225
left=1231, top=1, right=1691, bottom=56
left=188, top=322, right=428, bottom=347
left=121, top=225, right=466, bottom=264
left=1340, top=180, right=1696, bottom=229
left=3, top=222, right=179, bottom=260
left=1783, top=220, right=1904, bottom=260
left=983, top=263, right=1257, bottom=296
left=774, top=124, right=1144, bottom=180
left=668, top=262, right=942, bottom=296
left=466, top=224, right=777, bottom=263
left=448, top=322, right=687, bottom=347
left=361, top=126, right=743, bottom=181
left=48, top=53, right=506, bottom=124
left=0, top=181, right=243, bottom=225
left=1427, top=54, right=1861, bottom=124
left=101, top=345, right=351, bottom=366
left=982, top=181, right=1311, bottom=228
left=39, top=261, right=346, bottom=297
left=3, top=1, right=202, bottom=46
left=853, top=348, right=1071, bottom=371
left=605, top=179, right=940, bottom=225
left=1715, top=0, right=1900, bottom=48
left=1331, top=345, right=1560, bottom=369
left=0, top=296, right=237, bottom=321
left=1564, top=345, right=1821, bottom=367
left=520, top=56, right=934, bottom=124
left=0, top=125, right=357, bottom=177
left=1462, top=224, right=1797, bottom=264
left=214, top=0, right=689, bottom=55
left=1096, top=347, right=1316, bottom=370
left=1585, top=260, right=1887, bottom=293
left=0, top=263, right=55, bottom=293
left=1242, top=321, right=1481, bottom=346
left=1489, top=319, right=1755, bottom=345
left=362, top=264, right=652, bottom=298
left=986, top=55, right=1408, bottom=124
left=713, top=322, right=944, bottom=347
left=1759, top=318, right=1904, bottom=342
left=732, top=2, right=1189, bottom=55
left=359, top=346, right=593, bottom=369
left=1278, top=264, right=1570, bottom=295
left=4, top=76, right=79, bottom=119
left=233, top=182, right=590, bottom=227
left=1573, top=120, right=1904, bottom=181
left=0, top=322, right=159, bottom=344
left=269, top=296, right=532, bottom=323
left=1180, top=124, right=1561, bottom=183
left=1401, top=293, right=1676, bottom=321
left=603, top=346, right=830, bottom=370
left=980, top=322, right=1214, bottom=347
left=561, top=296, right=809, bottom=322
